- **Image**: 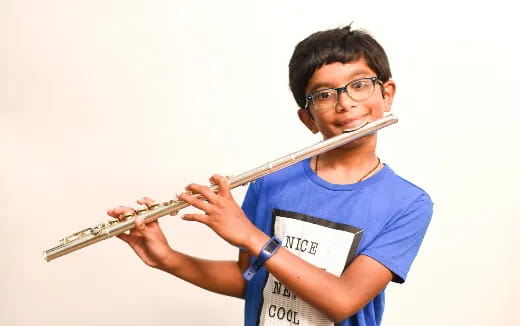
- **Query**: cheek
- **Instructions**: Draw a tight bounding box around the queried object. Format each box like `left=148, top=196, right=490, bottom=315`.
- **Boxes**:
left=368, top=98, right=388, bottom=114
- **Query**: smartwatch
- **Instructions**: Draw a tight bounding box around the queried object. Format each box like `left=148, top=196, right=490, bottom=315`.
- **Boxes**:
left=243, top=236, right=282, bottom=281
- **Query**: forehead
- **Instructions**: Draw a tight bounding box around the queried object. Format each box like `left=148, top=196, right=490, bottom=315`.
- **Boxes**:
left=306, top=59, right=376, bottom=94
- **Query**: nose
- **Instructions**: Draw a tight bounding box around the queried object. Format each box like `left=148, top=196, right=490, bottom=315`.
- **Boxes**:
left=335, top=91, right=354, bottom=112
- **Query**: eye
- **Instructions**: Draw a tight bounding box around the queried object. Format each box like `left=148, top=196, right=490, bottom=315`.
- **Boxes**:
left=314, top=90, right=336, bottom=101
left=350, top=79, right=371, bottom=90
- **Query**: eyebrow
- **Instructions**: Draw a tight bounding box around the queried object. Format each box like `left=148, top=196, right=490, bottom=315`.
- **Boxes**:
left=307, top=68, right=375, bottom=94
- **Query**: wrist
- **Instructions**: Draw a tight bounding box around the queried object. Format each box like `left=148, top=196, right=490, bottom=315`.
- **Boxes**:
left=243, top=236, right=283, bottom=280
left=242, top=229, right=270, bottom=256
left=155, top=248, right=180, bottom=272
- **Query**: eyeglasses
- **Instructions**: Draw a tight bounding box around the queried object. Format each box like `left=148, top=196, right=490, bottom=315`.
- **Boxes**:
left=304, top=77, right=383, bottom=112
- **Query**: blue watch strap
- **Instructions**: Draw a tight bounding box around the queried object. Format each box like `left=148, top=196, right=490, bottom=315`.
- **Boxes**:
left=243, top=236, right=282, bottom=280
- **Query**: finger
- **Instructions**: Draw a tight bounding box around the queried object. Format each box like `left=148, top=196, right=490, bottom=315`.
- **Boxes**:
left=143, top=220, right=160, bottom=230
left=211, top=174, right=232, bottom=198
left=117, top=232, right=130, bottom=243
left=107, top=206, right=133, bottom=216
left=117, top=226, right=143, bottom=243
left=182, top=213, right=209, bottom=224
left=135, top=216, right=146, bottom=233
left=185, top=183, right=218, bottom=202
left=107, top=206, right=135, bottom=220
left=133, top=217, right=161, bottom=239
left=177, top=191, right=212, bottom=212
left=137, top=197, right=155, bottom=207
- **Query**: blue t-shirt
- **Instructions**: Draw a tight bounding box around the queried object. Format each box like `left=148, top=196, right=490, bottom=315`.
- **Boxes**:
left=241, top=158, right=433, bottom=326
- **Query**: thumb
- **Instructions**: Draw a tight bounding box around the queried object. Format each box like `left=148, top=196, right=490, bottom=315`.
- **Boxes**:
left=135, top=216, right=148, bottom=235
left=134, top=217, right=162, bottom=239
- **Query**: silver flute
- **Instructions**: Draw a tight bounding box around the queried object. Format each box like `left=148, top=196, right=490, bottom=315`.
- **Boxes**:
left=43, top=114, right=398, bottom=262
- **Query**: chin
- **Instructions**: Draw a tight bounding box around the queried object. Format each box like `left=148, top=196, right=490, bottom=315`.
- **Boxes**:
left=340, top=134, right=376, bottom=150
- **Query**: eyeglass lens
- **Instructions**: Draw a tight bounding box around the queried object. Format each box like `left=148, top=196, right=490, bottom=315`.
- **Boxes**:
left=311, top=78, right=376, bottom=111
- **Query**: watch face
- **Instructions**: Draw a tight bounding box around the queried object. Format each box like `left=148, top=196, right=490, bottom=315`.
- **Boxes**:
left=265, top=238, right=281, bottom=252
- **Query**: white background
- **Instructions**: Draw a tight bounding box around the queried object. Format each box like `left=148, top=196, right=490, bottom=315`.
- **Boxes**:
left=1, top=1, right=519, bottom=325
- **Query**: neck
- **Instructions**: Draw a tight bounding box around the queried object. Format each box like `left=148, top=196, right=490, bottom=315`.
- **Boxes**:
left=313, top=136, right=381, bottom=184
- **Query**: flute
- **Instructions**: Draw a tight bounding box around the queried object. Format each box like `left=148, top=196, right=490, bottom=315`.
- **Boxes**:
left=43, top=114, right=398, bottom=261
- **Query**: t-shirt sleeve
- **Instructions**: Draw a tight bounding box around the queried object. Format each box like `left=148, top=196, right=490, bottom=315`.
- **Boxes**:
left=361, top=194, right=433, bottom=283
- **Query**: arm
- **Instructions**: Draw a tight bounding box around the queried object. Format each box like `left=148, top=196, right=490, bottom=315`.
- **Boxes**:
left=108, top=199, right=251, bottom=299
left=253, top=234, right=392, bottom=322
left=179, top=175, right=393, bottom=322
left=158, top=248, right=251, bottom=298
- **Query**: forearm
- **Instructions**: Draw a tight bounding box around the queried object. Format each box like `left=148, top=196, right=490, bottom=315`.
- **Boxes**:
left=244, top=232, right=391, bottom=322
left=157, top=249, right=247, bottom=299
left=176, top=176, right=391, bottom=320
left=265, top=248, right=359, bottom=321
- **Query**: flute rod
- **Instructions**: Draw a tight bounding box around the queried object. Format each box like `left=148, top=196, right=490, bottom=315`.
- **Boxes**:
left=43, top=114, right=398, bottom=261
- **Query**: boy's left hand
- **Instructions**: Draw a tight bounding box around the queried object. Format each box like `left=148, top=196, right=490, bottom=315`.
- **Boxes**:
left=177, top=174, right=259, bottom=249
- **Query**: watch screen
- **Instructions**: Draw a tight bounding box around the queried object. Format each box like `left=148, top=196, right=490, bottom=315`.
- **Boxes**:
left=265, top=238, right=281, bottom=252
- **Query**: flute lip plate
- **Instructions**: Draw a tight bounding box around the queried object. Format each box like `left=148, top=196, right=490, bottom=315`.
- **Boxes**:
left=342, top=121, right=370, bottom=133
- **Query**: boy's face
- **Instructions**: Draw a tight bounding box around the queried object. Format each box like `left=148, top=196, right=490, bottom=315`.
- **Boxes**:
left=298, top=58, right=395, bottom=141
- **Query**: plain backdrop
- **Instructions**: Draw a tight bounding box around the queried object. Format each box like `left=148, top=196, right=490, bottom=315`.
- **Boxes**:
left=1, top=1, right=519, bottom=325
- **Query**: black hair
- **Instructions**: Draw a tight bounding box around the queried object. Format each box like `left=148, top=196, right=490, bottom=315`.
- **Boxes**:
left=288, top=24, right=392, bottom=109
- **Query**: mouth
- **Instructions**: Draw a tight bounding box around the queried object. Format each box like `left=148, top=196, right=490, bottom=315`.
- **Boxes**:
left=341, top=120, right=370, bottom=133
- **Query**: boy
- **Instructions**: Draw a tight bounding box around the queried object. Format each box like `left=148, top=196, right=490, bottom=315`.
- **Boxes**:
left=108, top=24, right=433, bottom=326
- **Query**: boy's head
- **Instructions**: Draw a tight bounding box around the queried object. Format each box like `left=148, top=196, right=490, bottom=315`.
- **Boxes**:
left=289, top=24, right=392, bottom=110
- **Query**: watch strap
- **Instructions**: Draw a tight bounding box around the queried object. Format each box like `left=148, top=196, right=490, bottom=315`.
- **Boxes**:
left=243, top=236, right=282, bottom=280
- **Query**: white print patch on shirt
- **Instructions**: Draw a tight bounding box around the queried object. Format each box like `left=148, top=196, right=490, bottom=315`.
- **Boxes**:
left=258, top=209, right=363, bottom=326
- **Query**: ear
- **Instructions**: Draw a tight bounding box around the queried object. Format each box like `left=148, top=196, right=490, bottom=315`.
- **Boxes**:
left=382, top=80, right=396, bottom=113
left=298, top=108, right=319, bottom=134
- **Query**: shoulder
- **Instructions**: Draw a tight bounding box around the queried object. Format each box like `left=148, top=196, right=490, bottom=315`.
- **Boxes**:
left=379, top=165, right=432, bottom=203
left=366, top=165, right=433, bottom=226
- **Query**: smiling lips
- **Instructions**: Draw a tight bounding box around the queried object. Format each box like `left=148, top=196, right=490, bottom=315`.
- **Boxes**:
left=338, top=118, right=370, bottom=132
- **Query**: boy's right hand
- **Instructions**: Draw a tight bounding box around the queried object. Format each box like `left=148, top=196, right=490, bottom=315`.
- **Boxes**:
left=107, top=197, right=174, bottom=269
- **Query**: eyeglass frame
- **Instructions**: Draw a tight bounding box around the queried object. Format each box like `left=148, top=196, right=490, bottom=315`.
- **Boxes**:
left=304, top=76, right=384, bottom=111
